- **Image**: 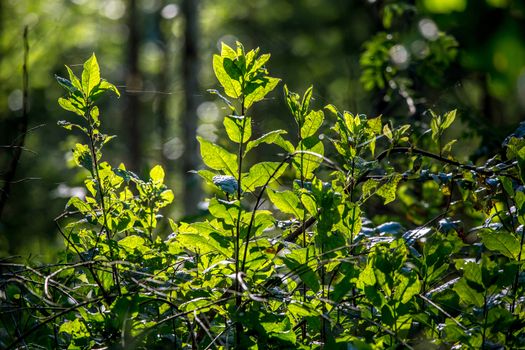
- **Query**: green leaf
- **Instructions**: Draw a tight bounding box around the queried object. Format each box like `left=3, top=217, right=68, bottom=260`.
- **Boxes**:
left=160, top=189, right=174, bottom=205
left=66, top=197, right=93, bottom=215
left=479, top=230, right=520, bottom=260
left=487, top=307, right=514, bottom=330
left=301, top=110, right=324, bottom=138
left=283, top=247, right=320, bottom=292
left=500, top=176, right=514, bottom=196
left=459, top=261, right=484, bottom=287
left=395, top=273, right=421, bottom=304
left=358, top=263, right=376, bottom=288
left=288, top=302, right=320, bottom=317
left=430, top=111, right=440, bottom=142
left=176, top=232, right=230, bottom=257
left=242, top=161, right=287, bottom=192
left=208, top=198, right=237, bottom=226
left=91, top=80, right=120, bottom=101
left=245, top=130, right=290, bottom=154
left=376, top=173, right=402, bottom=204
left=213, top=55, right=242, bottom=99
left=223, top=116, right=251, bottom=143
left=250, top=53, right=271, bottom=74
left=82, top=53, right=101, bottom=97
left=220, top=42, right=237, bottom=59
left=59, top=319, right=89, bottom=337
left=197, top=136, right=238, bottom=176
left=261, top=320, right=296, bottom=344
left=150, top=165, right=165, bottom=184
left=293, top=137, right=324, bottom=179
left=244, top=76, right=280, bottom=109
left=65, top=65, right=82, bottom=91
left=361, top=179, right=379, bottom=201
left=301, top=193, right=317, bottom=216
left=324, top=104, right=342, bottom=118
left=284, top=84, right=301, bottom=118
left=442, top=109, right=457, bottom=129
left=300, top=85, right=313, bottom=116
left=58, top=97, right=84, bottom=116
left=267, top=189, right=304, bottom=218
left=453, top=278, right=484, bottom=308
left=55, top=75, right=78, bottom=94
left=99, top=80, right=120, bottom=97
left=119, top=235, right=148, bottom=254
left=195, top=169, right=217, bottom=184
left=72, top=143, right=93, bottom=172
left=383, top=123, right=393, bottom=141
left=367, top=115, right=382, bottom=134
left=442, top=139, right=457, bottom=154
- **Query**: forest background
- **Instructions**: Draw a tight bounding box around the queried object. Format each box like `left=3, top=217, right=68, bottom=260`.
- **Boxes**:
left=1, top=0, right=525, bottom=259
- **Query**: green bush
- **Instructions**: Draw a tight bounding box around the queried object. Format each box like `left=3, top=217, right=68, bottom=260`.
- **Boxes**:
left=1, top=42, right=525, bottom=349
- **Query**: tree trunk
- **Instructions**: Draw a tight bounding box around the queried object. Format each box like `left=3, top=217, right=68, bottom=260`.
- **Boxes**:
left=125, top=0, right=142, bottom=172
left=0, top=27, right=29, bottom=221
left=153, top=8, right=169, bottom=169
left=181, top=0, right=201, bottom=216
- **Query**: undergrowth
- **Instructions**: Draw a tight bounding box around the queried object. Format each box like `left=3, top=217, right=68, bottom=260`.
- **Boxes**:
left=1, top=42, right=525, bottom=349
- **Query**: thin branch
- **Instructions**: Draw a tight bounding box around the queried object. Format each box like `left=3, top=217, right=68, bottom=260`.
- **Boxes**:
left=5, top=296, right=107, bottom=350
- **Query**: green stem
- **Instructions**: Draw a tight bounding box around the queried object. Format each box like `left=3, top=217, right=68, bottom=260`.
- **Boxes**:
left=240, top=154, right=293, bottom=271
left=298, top=122, right=308, bottom=340
left=234, top=96, right=246, bottom=349
left=85, top=105, right=121, bottom=296
left=482, top=290, right=489, bottom=349
left=511, top=225, right=524, bottom=313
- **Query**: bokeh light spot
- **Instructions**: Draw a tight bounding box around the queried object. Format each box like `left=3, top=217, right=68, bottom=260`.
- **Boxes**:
left=418, top=18, right=439, bottom=41
left=389, top=45, right=410, bottom=69
left=161, top=4, right=179, bottom=19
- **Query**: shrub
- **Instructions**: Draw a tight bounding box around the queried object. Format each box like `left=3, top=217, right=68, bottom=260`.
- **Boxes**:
left=1, top=43, right=525, bottom=349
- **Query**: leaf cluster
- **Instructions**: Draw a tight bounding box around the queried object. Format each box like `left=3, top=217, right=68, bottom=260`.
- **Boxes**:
left=2, top=43, right=525, bottom=350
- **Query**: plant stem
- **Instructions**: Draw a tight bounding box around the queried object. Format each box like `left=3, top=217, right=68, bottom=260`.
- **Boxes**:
left=482, top=290, right=489, bottom=349
left=234, top=96, right=246, bottom=349
left=511, top=224, right=524, bottom=313
left=376, top=146, right=514, bottom=176
left=241, top=154, right=293, bottom=271
left=54, top=216, right=111, bottom=303
left=85, top=106, right=121, bottom=296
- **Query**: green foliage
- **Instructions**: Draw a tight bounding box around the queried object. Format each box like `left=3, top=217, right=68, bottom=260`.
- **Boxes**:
left=2, top=44, right=525, bottom=350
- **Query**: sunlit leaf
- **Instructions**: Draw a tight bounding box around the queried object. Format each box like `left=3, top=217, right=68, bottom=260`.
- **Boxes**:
left=150, top=165, right=165, bottom=184
left=197, top=136, right=238, bottom=176
left=245, top=130, right=290, bottom=154
left=376, top=173, right=402, bottom=204
left=442, top=109, right=457, bottom=129
left=58, top=97, right=84, bottom=116
left=223, top=116, right=251, bottom=143
left=267, top=189, right=304, bottom=218
left=301, top=110, right=324, bottom=138
left=283, top=247, right=320, bottom=292
left=479, top=230, right=520, bottom=260
left=82, top=53, right=101, bottom=97
left=453, top=278, right=484, bottom=308
left=244, top=76, right=280, bottom=109
left=242, top=161, right=286, bottom=192
left=213, top=54, right=242, bottom=99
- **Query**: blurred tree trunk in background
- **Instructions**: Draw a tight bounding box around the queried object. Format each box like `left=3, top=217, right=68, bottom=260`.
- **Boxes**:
left=181, top=0, right=201, bottom=215
left=125, top=0, right=142, bottom=172
left=0, top=27, right=28, bottom=221
left=153, top=7, right=169, bottom=169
